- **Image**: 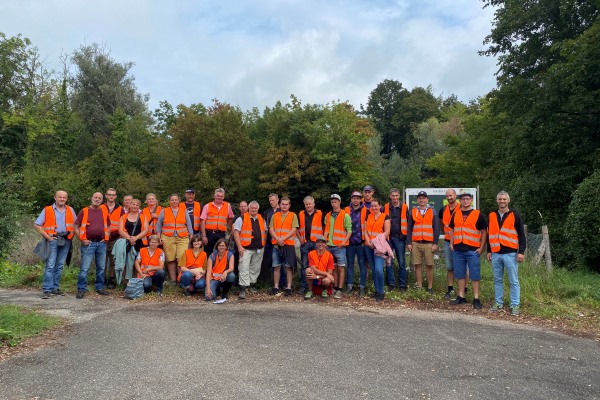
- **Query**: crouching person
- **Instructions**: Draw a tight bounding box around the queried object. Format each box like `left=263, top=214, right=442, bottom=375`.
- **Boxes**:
left=205, top=239, right=235, bottom=301
left=134, top=235, right=166, bottom=295
left=179, top=234, right=207, bottom=296
left=304, top=236, right=334, bottom=300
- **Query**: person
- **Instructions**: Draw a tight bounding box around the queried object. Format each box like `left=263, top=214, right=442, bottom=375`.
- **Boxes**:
left=74, top=192, right=110, bottom=299
left=34, top=190, right=77, bottom=299
left=448, top=192, right=487, bottom=309
left=259, top=193, right=280, bottom=283
left=156, top=194, right=193, bottom=284
left=179, top=234, right=207, bottom=297
left=407, top=191, right=440, bottom=293
left=439, top=189, right=459, bottom=299
left=487, top=191, right=526, bottom=316
left=362, top=185, right=375, bottom=209
left=205, top=238, right=235, bottom=301
left=345, top=191, right=368, bottom=296
left=101, top=188, right=124, bottom=289
left=230, top=201, right=249, bottom=286
left=117, top=198, right=149, bottom=280
left=324, top=194, right=352, bottom=299
left=141, top=193, right=163, bottom=245
left=304, top=236, right=335, bottom=300
left=122, top=194, right=133, bottom=214
left=383, top=188, right=409, bottom=291
left=200, top=188, right=234, bottom=255
left=233, top=201, right=266, bottom=299
left=269, top=197, right=298, bottom=296
left=184, top=188, right=202, bottom=234
left=364, top=198, right=390, bottom=301
left=297, top=196, right=323, bottom=295
left=134, top=235, right=166, bottom=295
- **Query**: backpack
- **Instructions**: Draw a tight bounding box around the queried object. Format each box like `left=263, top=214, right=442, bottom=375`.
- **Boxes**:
left=124, top=278, right=144, bottom=300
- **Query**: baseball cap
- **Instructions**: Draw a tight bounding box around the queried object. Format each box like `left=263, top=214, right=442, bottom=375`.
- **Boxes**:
left=330, top=194, right=341, bottom=201
left=459, top=192, right=473, bottom=198
left=417, top=191, right=428, bottom=198
left=185, top=188, right=195, bottom=193
left=351, top=191, right=362, bottom=198
left=315, top=235, right=327, bottom=243
left=363, top=185, right=374, bottom=192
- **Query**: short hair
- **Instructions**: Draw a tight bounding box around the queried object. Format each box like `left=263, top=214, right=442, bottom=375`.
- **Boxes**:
left=214, top=238, right=228, bottom=251
left=131, top=198, right=141, bottom=206
left=497, top=191, right=510, bottom=201
left=189, top=234, right=204, bottom=248
left=389, top=188, right=400, bottom=195
left=268, top=193, right=279, bottom=199
left=280, top=197, right=291, bottom=204
left=303, top=196, right=315, bottom=203
left=249, top=200, right=260, bottom=208
left=169, top=193, right=180, bottom=201
left=147, top=235, right=160, bottom=243
left=371, top=197, right=381, bottom=205
left=215, top=188, right=225, bottom=195
left=106, top=188, right=117, bottom=194
left=239, top=200, right=248, bottom=206
left=146, top=193, right=158, bottom=201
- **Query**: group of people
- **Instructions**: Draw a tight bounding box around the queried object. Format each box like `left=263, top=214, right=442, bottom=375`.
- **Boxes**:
left=35, top=186, right=526, bottom=314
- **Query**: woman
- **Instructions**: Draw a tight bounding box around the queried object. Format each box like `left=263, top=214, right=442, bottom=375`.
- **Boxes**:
left=364, top=198, right=391, bottom=302
left=179, top=234, right=207, bottom=297
left=118, top=198, right=149, bottom=253
left=134, top=235, right=166, bottom=295
left=157, top=194, right=193, bottom=285
left=142, top=193, right=163, bottom=245
left=205, top=238, right=235, bottom=301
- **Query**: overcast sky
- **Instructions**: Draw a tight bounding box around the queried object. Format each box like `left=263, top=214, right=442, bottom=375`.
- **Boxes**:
left=1, top=0, right=498, bottom=112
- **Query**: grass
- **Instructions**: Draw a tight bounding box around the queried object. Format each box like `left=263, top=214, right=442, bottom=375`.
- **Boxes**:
left=0, top=304, right=62, bottom=347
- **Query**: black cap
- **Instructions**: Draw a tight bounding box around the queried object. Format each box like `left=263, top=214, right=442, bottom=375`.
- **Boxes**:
left=417, top=191, right=428, bottom=198
left=185, top=188, right=195, bottom=193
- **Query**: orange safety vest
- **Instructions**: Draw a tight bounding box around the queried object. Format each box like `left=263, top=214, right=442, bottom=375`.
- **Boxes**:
left=184, top=248, right=207, bottom=268
left=488, top=212, right=519, bottom=252
left=452, top=209, right=482, bottom=247
left=210, top=252, right=230, bottom=278
left=298, top=210, right=323, bottom=241
left=308, top=250, right=333, bottom=272
left=187, top=201, right=202, bottom=231
left=40, top=205, right=76, bottom=240
left=142, top=205, right=163, bottom=245
left=411, top=208, right=435, bottom=242
left=271, top=211, right=296, bottom=245
left=204, top=201, right=230, bottom=231
left=101, top=203, right=123, bottom=233
left=325, top=210, right=349, bottom=246
left=364, top=212, right=386, bottom=240
left=239, top=213, right=266, bottom=247
left=162, top=205, right=189, bottom=237
left=138, top=247, right=163, bottom=277
left=442, top=204, right=458, bottom=239
left=345, top=205, right=367, bottom=240
left=78, top=207, right=110, bottom=241
left=384, top=203, right=408, bottom=235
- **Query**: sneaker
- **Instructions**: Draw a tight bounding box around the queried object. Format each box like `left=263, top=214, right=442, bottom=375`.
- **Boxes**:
left=239, top=288, right=246, bottom=299
left=344, top=286, right=353, bottom=294
left=248, top=285, right=258, bottom=294
left=334, top=290, right=342, bottom=299
left=284, top=288, right=292, bottom=297
left=96, top=289, right=109, bottom=296
left=157, top=291, right=163, bottom=297
left=510, top=306, right=520, bottom=316
left=473, top=299, right=482, bottom=309
left=41, top=291, right=51, bottom=299
left=321, top=289, right=328, bottom=298
left=426, top=288, right=434, bottom=295
left=269, top=287, right=280, bottom=296
left=489, top=303, right=503, bottom=312
left=183, top=290, right=192, bottom=297
left=297, top=288, right=306, bottom=295
left=51, top=289, right=66, bottom=296
left=107, top=282, right=116, bottom=290
left=451, top=296, right=467, bottom=305
left=304, top=290, right=313, bottom=300
left=399, top=286, right=407, bottom=292
left=76, top=291, right=85, bottom=299
left=359, top=288, right=366, bottom=297
left=387, top=285, right=396, bottom=292
left=444, top=289, right=454, bottom=300
left=376, top=292, right=385, bottom=302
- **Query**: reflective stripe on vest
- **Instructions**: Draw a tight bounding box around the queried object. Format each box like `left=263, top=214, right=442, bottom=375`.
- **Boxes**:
left=139, top=247, right=163, bottom=277
left=271, top=211, right=296, bottom=245
left=488, top=212, right=518, bottom=252
left=308, top=250, right=332, bottom=272
left=162, top=204, right=189, bottom=237
left=142, top=205, right=163, bottom=245
left=452, top=209, right=482, bottom=247
left=101, top=204, right=122, bottom=233
left=205, top=202, right=229, bottom=231
left=298, top=210, right=323, bottom=241
left=384, top=203, right=408, bottom=235
left=364, top=213, right=385, bottom=240
left=239, top=213, right=266, bottom=247
left=325, top=210, right=349, bottom=246
left=41, top=205, right=76, bottom=240
left=442, top=204, right=458, bottom=238
left=78, top=207, right=109, bottom=241
left=189, top=202, right=202, bottom=231
left=411, top=208, right=434, bottom=242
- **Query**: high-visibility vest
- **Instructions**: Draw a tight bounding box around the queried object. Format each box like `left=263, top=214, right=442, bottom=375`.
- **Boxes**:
left=78, top=207, right=110, bottom=241
left=345, top=205, right=367, bottom=240
left=142, top=205, right=163, bottom=245
left=184, top=248, right=207, bottom=268
left=40, top=205, right=76, bottom=239
left=239, top=213, right=266, bottom=247
left=364, top=212, right=386, bottom=241
left=452, top=209, right=482, bottom=247
left=119, top=213, right=147, bottom=237
left=210, top=251, right=231, bottom=277
left=488, top=212, right=519, bottom=252
left=325, top=210, right=349, bottom=246
left=298, top=210, right=323, bottom=241
left=271, top=211, right=296, bottom=245
left=442, top=204, right=458, bottom=239
left=204, top=202, right=230, bottom=231
left=187, top=201, right=202, bottom=231
left=162, top=205, right=189, bottom=237
left=411, top=208, right=435, bottom=242
left=384, top=203, right=408, bottom=235
left=308, top=250, right=333, bottom=272
left=101, top=203, right=122, bottom=233
left=138, top=247, right=163, bottom=277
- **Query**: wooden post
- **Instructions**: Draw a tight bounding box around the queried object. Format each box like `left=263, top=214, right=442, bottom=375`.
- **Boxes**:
left=523, top=224, right=528, bottom=258
left=541, top=225, right=553, bottom=272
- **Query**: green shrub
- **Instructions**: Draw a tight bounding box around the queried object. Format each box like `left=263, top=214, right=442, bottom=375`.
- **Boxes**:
left=0, top=173, right=28, bottom=259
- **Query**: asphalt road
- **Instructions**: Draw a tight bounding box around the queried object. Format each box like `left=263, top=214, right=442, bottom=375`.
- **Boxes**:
left=0, top=289, right=598, bottom=400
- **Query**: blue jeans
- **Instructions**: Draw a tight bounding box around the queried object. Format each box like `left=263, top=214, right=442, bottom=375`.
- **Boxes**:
left=77, top=241, right=107, bottom=292
left=42, top=239, right=71, bottom=292
left=143, top=269, right=166, bottom=292
left=452, top=250, right=481, bottom=281
left=300, top=241, right=316, bottom=291
left=443, top=241, right=454, bottom=271
left=207, top=272, right=235, bottom=299
left=491, top=253, right=520, bottom=308
left=179, top=271, right=207, bottom=292
left=386, top=236, right=407, bottom=288
left=365, top=246, right=384, bottom=294
left=346, top=244, right=366, bottom=288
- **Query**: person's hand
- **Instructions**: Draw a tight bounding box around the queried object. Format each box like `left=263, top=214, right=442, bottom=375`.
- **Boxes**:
left=128, top=236, right=136, bottom=245
left=475, top=248, right=482, bottom=255
left=407, top=244, right=412, bottom=252
left=46, top=235, right=56, bottom=241
left=487, top=253, right=492, bottom=262
left=432, top=244, right=438, bottom=252
left=202, top=236, right=208, bottom=245
left=205, top=288, right=212, bottom=298
left=83, top=239, right=91, bottom=246
left=277, top=238, right=285, bottom=246
left=220, top=274, right=226, bottom=282
left=238, top=247, right=244, bottom=257
left=306, top=269, right=316, bottom=280
left=517, top=254, right=525, bottom=263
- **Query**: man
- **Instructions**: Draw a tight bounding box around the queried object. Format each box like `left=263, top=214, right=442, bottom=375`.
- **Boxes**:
left=233, top=201, right=267, bottom=299
left=184, top=188, right=202, bottom=234
left=74, top=192, right=110, bottom=299
left=259, top=193, right=280, bottom=283
left=407, top=191, right=440, bottom=293
left=269, top=197, right=298, bottom=296
left=383, top=188, right=409, bottom=291
left=304, top=236, right=335, bottom=300
left=101, top=188, right=123, bottom=289
left=345, top=191, right=368, bottom=296
left=297, top=196, right=323, bottom=295
left=122, top=194, right=133, bottom=214
left=448, top=192, right=487, bottom=309
left=200, top=188, right=234, bottom=255
left=362, top=185, right=375, bottom=210
left=487, top=191, right=526, bottom=316
left=35, top=190, right=77, bottom=299
left=325, top=194, right=352, bottom=299
left=439, top=189, right=459, bottom=299
left=231, top=201, right=249, bottom=286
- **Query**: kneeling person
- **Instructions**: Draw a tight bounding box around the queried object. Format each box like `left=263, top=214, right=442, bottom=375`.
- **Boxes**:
left=205, top=239, right=235, bottom=301
left=179, top=234, right=207, bottom=296
left=135, top=235, right=166, bottom=295
left=305, top=236, right=335, bottom=300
